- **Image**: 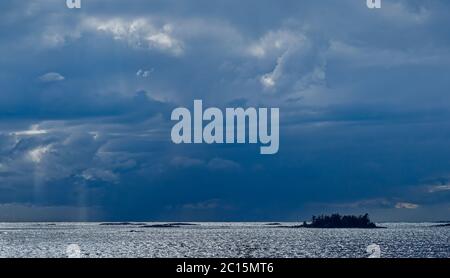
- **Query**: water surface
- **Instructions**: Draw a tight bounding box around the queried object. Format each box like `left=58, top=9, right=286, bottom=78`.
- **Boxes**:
left=0, top=222, right=448, bottom=258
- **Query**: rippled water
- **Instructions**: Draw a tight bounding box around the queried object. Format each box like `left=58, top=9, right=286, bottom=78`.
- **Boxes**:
left=0, top=222, right=448, bottom=258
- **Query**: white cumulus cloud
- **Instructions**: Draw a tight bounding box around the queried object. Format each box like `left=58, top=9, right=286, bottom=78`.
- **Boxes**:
left=39, top=72, right=65, bottom=83
left=85, top=18, right=184, bottom=56
left=28, top=145, right=51, bottom=163
left=395, top=202, right=419, bottom=209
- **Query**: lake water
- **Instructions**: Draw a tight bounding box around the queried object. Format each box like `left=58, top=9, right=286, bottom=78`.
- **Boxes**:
left=0, top=222, right=448, bottom=258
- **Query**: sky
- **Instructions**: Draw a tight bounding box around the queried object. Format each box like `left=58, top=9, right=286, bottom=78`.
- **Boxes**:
left=0, top=0, right=449, bottom=222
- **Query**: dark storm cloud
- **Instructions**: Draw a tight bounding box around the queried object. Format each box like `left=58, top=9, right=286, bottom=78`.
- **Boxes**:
left=0, top=0, right=449, bottom=221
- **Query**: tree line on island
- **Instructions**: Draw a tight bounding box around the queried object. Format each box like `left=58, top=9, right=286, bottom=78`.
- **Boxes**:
left=98, top=213, right=385, bottom=229
left=300, top=213, right=379, bottom=228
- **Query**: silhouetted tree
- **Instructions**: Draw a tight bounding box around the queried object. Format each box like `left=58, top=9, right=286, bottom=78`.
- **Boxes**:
left=304, top=213, right=377, bottom=228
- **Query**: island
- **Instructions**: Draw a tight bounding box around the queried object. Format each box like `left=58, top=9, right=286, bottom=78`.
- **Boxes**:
left=140, top=223, right=199, bottom=228
left=99, top=222, right=199, bottom=228
left=431, top=223, right=450, bottom=227
left=299, top=213, right=380, bottom=228
left=270, top=214, right=383, bottom=229
left=99, top=222, right=146, bottom=226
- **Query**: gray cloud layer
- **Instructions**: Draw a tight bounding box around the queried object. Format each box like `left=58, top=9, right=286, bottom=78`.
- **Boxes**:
left=0, top=0, right=449, bottom=221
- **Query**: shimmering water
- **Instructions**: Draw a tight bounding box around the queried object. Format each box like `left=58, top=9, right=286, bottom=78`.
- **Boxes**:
left=0, top=222, right=448, bottom=258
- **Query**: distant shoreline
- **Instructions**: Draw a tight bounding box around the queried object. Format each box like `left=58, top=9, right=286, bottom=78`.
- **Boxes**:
left=95, top=214, right=386, bottom=229
left=280, top=214, right=385, bottom=229
left=0, top=220, right=449, bottom=224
